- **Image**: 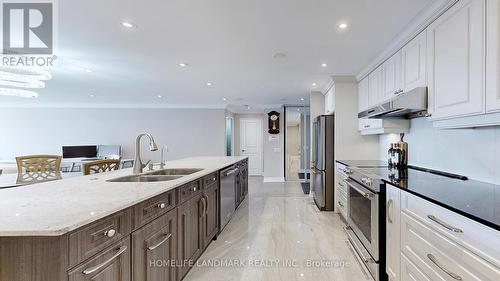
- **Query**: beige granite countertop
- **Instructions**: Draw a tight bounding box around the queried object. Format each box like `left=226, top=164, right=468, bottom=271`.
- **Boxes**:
left=0, top=156, right=247, bottom=237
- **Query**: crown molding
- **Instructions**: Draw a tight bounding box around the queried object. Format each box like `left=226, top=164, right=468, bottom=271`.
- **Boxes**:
left=355, top=0, right=459, bottom=82
left=0, top=102, right=228, bottom=109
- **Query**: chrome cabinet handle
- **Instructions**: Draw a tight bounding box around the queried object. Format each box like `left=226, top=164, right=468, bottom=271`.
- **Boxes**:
left=387, top=199, right=393, bottom=224
left=104, top=229, right=116, bottom=238
left=225, top=168, right=239, bottom=176
left=427, top=254, right=462, bottom=280
left=427, top=215, right=463, bottom=233
left=147, top=233, right=172, bottom=251
left=82, top=246, right=127, bottom=275
left=204, top=195, right=209, bottom=215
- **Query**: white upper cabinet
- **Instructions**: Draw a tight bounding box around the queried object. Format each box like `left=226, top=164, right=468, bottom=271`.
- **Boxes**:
left=401, top=31, right=427, bottom=92
left=358, top=77, right=369, bottom=113
left=325, top=86, right=335, bottom=115
left=486, top=0, right=500, bottom=112
left=427, top=0, right=486, bottom=120
left=368, top=66, right=384, bottom=107
left=381, top=51, right=402, bottom=103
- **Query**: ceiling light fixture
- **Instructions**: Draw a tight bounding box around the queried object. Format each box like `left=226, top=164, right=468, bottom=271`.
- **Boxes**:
left=338, top=23, right=348, bottom=29
left=84, top=69, right=92, bottom=73
left=178, top=63, right=188, bottom=67
left=89, top=94, right=95, bottom=98
left=206, top=82, right=213, bottom=86
left=157, top=95, right=163, bottom=99
left=300, top=97, right=305, bottom=101
left=121, top=21, right=136, bottom=28
left=321, top=63, right=328, bottom=67
left=0, top=88, right=38, bottom=98
left=222, top=97, right=227, bottom=101
left=312, top=82, right=317, bottom=87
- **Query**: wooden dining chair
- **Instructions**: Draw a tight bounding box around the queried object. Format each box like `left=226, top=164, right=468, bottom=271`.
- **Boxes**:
left=83, top=159, right=121, bottom=175
left=15, top=155, right=62, bottom=184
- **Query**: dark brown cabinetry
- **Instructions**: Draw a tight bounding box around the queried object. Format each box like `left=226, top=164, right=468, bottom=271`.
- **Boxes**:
left=202, top=175, right=219, bottom=249
left=68, top=237, right=131, bottom=281
left=0, top=159, right=248, bottom=281
left=176, top=191, right=203, bottom=280
left=132, top=209, right=177, bottom=281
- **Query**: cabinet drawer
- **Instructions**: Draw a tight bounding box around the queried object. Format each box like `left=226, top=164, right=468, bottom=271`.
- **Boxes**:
left=69, top=209, right=131, bottom=268
left=133, top=189, right=177, bottom=229
left=401, top=253, right=431, bottom=281
left=179, top=180, right=202, bottom=204
left=401, top=192, right=500, bottom=268
left=68, top=237, right=130, bottom=281
left=401, top=211, right=500, bottom=281
left=203, top=172, right=218, bottom=189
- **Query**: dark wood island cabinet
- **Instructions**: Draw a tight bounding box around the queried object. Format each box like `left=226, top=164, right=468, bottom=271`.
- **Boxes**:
left=0, top=158, right=248, bottom=281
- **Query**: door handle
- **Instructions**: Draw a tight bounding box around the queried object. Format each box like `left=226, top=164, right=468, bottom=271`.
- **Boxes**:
left=82, top=246, right=127, bottom=275
left=147, top=233, right=172, bottom=251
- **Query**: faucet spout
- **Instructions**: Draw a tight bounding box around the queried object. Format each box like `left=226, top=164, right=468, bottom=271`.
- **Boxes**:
left=160, top=145, right=168, bottom=169
left=133, top=133, right=158, bottom=174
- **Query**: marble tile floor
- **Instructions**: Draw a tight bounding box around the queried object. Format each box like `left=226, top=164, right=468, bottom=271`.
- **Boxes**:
left=184, top=177, right=371, bottom=281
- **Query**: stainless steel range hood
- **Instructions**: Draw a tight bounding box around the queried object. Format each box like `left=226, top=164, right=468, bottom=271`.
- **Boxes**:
left=358, top=87, right=428, bottom=119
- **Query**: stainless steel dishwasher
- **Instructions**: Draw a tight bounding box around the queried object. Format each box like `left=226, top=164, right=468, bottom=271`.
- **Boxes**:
left=220, top=165, right=239, bottom=231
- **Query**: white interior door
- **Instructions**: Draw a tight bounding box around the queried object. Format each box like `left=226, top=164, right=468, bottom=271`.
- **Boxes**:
left=240, top=118, right=263, bottom=176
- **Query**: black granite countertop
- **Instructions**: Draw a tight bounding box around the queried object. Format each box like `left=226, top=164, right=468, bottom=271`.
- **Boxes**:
left=337, top=160, right=500, bottom=231
left=336, top=160, right=388, bottom=167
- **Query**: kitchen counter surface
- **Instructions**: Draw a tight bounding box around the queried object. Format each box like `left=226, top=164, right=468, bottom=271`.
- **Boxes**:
left=338, top=160, right=500, bottom=231
left=0, top=156, right=247, bottom=237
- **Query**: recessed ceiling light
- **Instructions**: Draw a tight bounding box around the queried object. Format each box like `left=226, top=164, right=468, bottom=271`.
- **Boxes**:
left=84, top=69, right=92, bottom=73
left=312, top=82, right=317, bottom=87
left=246, top=105, right=251, bottom=110
left=222, top=97, right=227, bottom=101
left=89, top=94, right=95, bottom=98
left=157, top=95, right=163, bottom=99
left=121, top=21, right=136, bottom=28
left=321, top=63, right=328, bottom=67
left=300, top=97, right=305, bottom=101
left=297, top=108, right=300, bottom=111
left=206, top=82, right=213, bottom=86
left=338, top=23, right=348, bottom=29
left=178, top=63, right=188, bottom=67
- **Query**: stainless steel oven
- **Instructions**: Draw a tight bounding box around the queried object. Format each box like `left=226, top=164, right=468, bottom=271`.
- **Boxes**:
left=346, top=178, right=379, bottom=260
left=344, top=167, right=386, bottom=281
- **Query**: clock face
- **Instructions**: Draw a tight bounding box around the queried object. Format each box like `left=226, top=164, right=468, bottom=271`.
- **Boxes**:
left=270, top=115, right=278, bottom=121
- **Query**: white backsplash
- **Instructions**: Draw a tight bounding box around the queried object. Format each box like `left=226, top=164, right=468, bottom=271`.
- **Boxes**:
left=379, top=118, right=500, bottom=184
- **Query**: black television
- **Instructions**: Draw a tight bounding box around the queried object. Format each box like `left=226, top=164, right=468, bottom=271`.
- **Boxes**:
left=62, top=145, right=98, bottom=158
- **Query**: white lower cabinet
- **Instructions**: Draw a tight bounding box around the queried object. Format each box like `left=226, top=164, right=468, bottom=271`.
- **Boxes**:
left=386, top=189, right=500, bottom=281
left=386, top=184, right=401, bottom=281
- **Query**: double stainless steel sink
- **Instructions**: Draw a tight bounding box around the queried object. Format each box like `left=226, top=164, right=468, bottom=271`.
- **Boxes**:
left=107, top=168, right=203, bottom=183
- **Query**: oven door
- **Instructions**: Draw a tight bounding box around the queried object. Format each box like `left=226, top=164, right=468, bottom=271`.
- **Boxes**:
left=346, top=178, right=379, bottom=261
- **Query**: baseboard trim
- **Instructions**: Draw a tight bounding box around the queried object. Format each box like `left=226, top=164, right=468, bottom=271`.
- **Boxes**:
left=263, top=177, right=285, bottom=183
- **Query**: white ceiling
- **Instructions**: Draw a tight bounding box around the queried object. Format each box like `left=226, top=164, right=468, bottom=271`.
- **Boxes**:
left=1, top=0, right=434, bottom=107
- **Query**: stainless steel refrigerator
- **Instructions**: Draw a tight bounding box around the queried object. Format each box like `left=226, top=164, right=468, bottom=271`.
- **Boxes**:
left=312, top=115, right=335, bottom=211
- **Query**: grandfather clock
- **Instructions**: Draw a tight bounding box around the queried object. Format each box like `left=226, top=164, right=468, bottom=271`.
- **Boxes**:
left=267, top=111, right=280, bottom=134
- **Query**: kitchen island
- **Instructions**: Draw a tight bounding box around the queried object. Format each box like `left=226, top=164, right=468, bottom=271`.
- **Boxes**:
left=0, top=156, right=248, bottom=281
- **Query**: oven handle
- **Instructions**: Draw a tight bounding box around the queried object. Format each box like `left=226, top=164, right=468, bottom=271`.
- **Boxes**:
left=344, top=226, right=374, bottom=263
left=345, top=179, right=374, bottom=199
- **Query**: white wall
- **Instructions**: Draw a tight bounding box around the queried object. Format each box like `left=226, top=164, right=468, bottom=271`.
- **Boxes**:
left=379, top=118, right=500, bottom=184
left=233, top=109, right=285, bottom=180
left=0, top=108, right=226, bottom=162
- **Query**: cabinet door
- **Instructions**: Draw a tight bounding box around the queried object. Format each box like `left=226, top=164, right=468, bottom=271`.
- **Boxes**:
left=177, top=193, right=203, bottom=280
left=427, top=0, right=485, bottom=119
left=368, top=66, right=384, bottom=107
left=487, top=0, right=500, bottom=112
left=132, top=209, right=177, bottom=281
left=400, top=254, right=431, bottom=281
left=325, top=87, right=335, bottom=114
left=68, top=238, right=130, bottom=281
left=382, top=51, right=402, bottom=102
left=401, top=31, right=427, bottom=92
left=203, top=184, right=219, bottom=249
left=358, top=77, right=369, bottom=113
left=242, top=166, right=248, bottom=196
left=386, top=184, right=401, bottom=281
